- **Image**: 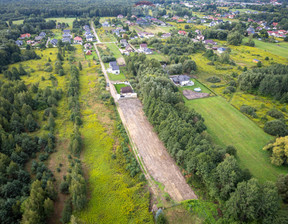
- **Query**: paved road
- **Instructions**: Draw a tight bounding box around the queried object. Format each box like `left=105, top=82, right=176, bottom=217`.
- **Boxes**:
left=91, top=21, right=197, bottom=202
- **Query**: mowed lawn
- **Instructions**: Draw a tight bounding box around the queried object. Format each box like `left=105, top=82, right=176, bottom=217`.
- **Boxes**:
left=105, top=43, right=122, bottom=59
left=186, top=96, right=288, bottom=182
left=245, top=38, right=288, bottom=59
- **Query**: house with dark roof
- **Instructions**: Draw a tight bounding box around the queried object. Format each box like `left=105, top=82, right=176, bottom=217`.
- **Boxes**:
left=120, top=39, right=128, bottom=47
left=15, top=40, right=23, bottom=46
left=50, top=39, right=58, bottom=46
left=161, top=33, right=171, bottom=38
left=39, top=32, right=46, bottom=37
left=108, top=61, right=120, bottom=74
left=203, top=39, right=217, bottom=45
left=86, top=35, right=94, bottom=42
left=62, top=38, right=71, bottom=43
left=170, top=75, right=193, bottom=86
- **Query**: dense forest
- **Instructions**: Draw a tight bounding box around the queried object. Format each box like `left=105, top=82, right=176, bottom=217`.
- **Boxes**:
left=125, top=54, right=286, bottom=223
left=0, top=0, right=132, bottom=21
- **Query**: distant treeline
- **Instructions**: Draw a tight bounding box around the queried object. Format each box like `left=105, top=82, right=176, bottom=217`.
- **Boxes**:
left=0, top=0, right=132, bottom=21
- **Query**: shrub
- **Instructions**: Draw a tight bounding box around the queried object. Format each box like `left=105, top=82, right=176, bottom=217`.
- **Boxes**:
left=226, top=145, right=237, bottom=156
left=264, top=120, right=288, bottom=136
left=207, top=76, right=221, bottom=83
left=60, top=181, right=69, bottom=194
left=39, top=153, right=49, bottom=161
left=226, top=86, right=236, bottom=93
left=240, top=105, right=258, bottom=118
left=267, top=109, right=284, bottom=119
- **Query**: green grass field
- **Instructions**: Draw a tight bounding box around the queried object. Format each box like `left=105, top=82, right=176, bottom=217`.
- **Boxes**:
left=105, top=43, right=122, bottom=59
left=114, top=84, right=129, bottom=93
left=47, top=17, right=76, bottom=28
left=243, top=37, right=288, bottom=59
left=77, top=66, right=153, bottom=223
left=185, top=96, right=288, bottom=182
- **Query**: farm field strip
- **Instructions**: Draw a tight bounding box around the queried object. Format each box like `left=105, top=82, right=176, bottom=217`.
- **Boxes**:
left=185, top=96, right=288, bottom=182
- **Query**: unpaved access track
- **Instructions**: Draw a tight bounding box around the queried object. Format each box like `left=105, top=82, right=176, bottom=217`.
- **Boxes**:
left=117, top=99, right=197, bottom=202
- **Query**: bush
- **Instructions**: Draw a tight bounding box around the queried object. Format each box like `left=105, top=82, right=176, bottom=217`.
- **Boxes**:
left=226, top=86, right=236, bottom=93
left=264, top=120, right=288, bottom=136
left=226, top=145, right=237, bottom=156
left=207, top=76, right=221, bottom=83
left=39, top=153, right=49, bottom=161
left=267, top=109, right=284, bottom=119
left=223, top=88, right=231, bottom=94
left=60, top=181, right=69, bottom=194
left=240, top=105, right=258, bottom=118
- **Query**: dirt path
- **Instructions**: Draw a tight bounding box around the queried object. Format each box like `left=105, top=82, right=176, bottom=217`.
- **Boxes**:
left=117, top=99, right=197, bottom=202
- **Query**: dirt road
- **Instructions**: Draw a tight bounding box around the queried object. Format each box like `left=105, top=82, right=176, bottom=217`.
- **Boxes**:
left=117, top=99, right=197, bottom=202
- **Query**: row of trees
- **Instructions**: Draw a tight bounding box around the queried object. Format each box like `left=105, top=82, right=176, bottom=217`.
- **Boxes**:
left=126, top=54, right=283, bottom=223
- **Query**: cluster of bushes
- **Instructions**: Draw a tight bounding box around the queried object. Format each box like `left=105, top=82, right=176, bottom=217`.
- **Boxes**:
left=127, top=54, right=281, bottom=223
left=240, top=105, right=258, bottom=118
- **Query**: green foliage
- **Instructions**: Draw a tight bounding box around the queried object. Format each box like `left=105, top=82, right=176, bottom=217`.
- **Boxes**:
left=276, top=174, right=288, bottom=203
left=264, top=120, right=288, bottom=136
left=207, top=76, right=221, bottom=83
left=227, top=31, right=243, bottom=46
left=225, top=178, right=279, bottom=223
left=240, top=105, right=258, bottom=118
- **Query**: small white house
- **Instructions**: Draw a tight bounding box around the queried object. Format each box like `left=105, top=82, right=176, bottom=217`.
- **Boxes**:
left=180, top=80, right=194, bottom=86
left=217, top=47, right=226, bottom=54
left=108, top=61, right=120, bottom=74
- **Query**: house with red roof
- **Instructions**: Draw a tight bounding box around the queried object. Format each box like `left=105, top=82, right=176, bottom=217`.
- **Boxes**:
left=20, top=33, right=31, bottom=39
left=177, top=19, right=185, bottom=23
left=178, top=30, right=187, bottom=35
left=74, top=36, right=83, bottom=44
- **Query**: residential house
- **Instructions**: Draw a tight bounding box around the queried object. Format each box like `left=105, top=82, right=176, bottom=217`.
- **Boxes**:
left=253, top=59, right=261, bottom=63
left=170, top=75, right=192, bottom=86
left=20, top=33, right=31, bottom=39
left=35, top=36, right=44, bottom=41
left=108, top=61, right=120, bottom=74
left=102, top=21, right=110, bottom=27
left=74, top=36, right=83, bottom=44
left=203, top=39, right=217, bottom=45
left=217, top=47, right=226, bottom=54
left=247, top=27, right=255, bottom=34
left=139, top=43, right=147, bottom=50
left=178, top=30, right=187, bottom=35
left=62, top=38, right=71, bottom=43
left=117, top=14, right=124, bottom=19
left=15, top=40, right=23, bottom=46
left=120, top=39, right=128, bottom=47
left=50, top=39, right=58, bottom=46
left=86, top=50, right=92, bottom=55
left=125, top=45, right=133, bottom=52
left=161, top=33, right=171, bottom=38
left=84, top=43, right=92, bottom=49
left=39, top=32, right=46, bottom=37
left=86, top=35, right=94, bottom=42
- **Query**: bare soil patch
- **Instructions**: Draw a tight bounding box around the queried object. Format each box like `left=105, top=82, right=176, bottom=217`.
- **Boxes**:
left=117, top=99, right=197, bottom=202
left=183, top=89, right=210, bottom=100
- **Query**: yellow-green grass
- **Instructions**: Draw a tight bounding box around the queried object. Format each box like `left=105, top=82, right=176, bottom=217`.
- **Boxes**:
left=141, top=25, right=172, bottom=34
left=108, top=72, right=127, bottom=81
left=243, top=37, right=288, bottom=59
left=186, top=96, right=288, bottom=182
left=105, top=43, right=122, bottom=59
left=84, top=51, right=97, bottom=60
left=167, top=22, right=206, bottom=31
left=146, top=51, right=169, bottom=61
left=97, top=27, right=117, bottom=42
left=230, top=91, right=288, bottom=128
left=114, top=83, right=129, bottom=94
left=51, top=29, right=63, bottom=39
left=178, top=78, right=213, bottom=94
left=47, top=17, right=76, bottom=28
left=76, top=69, right=153, bottom=223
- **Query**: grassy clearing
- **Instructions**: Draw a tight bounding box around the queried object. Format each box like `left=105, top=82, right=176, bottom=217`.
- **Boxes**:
left=243, top=38, right=288, bottom=59
left=97, top=27, right=117, bottom=42
left=114, top=83, right=129, bottom=94
left=105, top=43, right=122, bottom=58
left=76, top=63, right=153, bottom=224
left=47, top=17, right=76, bottom=28
left=185, top=96, right=288, bottom=182
left=147, top=51, right=169, bottom=61
left=108, top=71, right=127, bottom=81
